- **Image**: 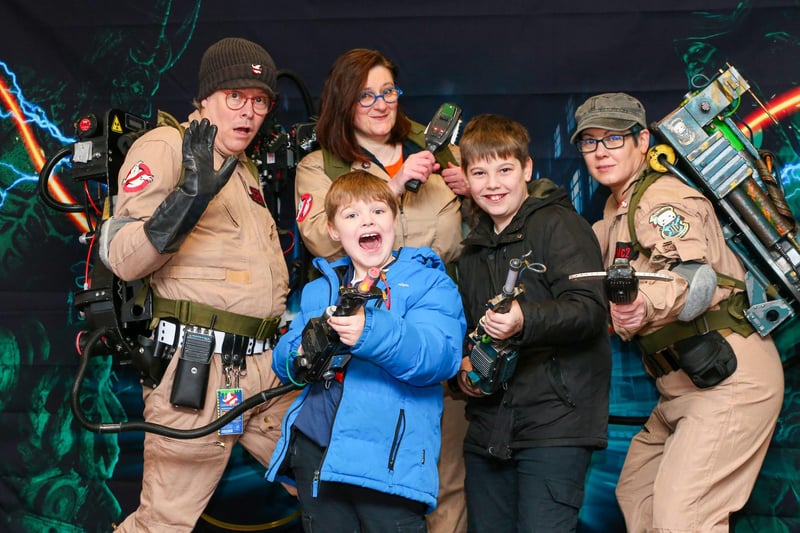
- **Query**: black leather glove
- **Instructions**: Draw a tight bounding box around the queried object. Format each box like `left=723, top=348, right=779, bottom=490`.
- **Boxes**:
left=143, top=119, right=237, bottom=253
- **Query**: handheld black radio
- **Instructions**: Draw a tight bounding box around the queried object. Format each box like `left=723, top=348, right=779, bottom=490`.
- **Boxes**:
left=406, top=102, right=462, bottom=192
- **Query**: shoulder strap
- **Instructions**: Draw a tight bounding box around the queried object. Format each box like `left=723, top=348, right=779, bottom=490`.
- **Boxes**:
left=156, top=109, right=185, bottom=134
left=322, top=148, right=353, bottom=180
left=627, top=169, right=664, bottom=260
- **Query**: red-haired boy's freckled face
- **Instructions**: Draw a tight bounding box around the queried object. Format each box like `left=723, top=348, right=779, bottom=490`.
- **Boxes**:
left=327, top=198, right=396, bottom=279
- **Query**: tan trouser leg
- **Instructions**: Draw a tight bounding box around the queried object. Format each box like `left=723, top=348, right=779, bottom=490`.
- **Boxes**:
left=426, top=388, right=469, bottom=533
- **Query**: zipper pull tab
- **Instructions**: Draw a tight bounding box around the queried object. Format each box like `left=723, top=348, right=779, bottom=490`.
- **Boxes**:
left=312, top=470, right=320, bottom=498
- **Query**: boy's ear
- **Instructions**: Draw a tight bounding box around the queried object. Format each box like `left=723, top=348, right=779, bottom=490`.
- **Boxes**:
left=524, top=156, right=533, bottom=183
left=327, top=222, right=340, bottom=242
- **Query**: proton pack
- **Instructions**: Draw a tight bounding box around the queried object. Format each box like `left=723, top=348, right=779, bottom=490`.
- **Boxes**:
left=36, top=67, right=319, bottom=437
left=646, top=64, right=800, bottom=336
left=38, top=109, right=157, bottom=370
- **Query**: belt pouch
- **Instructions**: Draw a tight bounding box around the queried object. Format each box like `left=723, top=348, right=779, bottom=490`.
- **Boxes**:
left=170, top=326, right=215, bottom=409
left=134, top=334, right=169, bottom=388
left=674, top=330, right=737, bottom=389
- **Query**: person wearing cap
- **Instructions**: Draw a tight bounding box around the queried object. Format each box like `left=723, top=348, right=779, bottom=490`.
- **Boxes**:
left=101, top=37, right=297, bottom=532
left=572, top=92, right=783, bottom=531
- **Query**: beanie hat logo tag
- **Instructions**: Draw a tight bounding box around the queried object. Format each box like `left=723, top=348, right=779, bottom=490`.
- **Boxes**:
left=198, top=38, right=278, bottom=100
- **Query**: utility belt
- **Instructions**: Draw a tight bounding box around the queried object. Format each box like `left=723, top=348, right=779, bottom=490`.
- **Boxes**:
left=135, top=296, right=281, bottom=407
left=156, top=320, right=271, bottom=356
left=636, top=294, right=754, bottom=388
left=155, top=318, right=276, bottom=410
left=152, top=295, right=281, bottom=341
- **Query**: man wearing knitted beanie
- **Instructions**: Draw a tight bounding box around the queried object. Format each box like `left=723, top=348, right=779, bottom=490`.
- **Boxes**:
left=102, top=37, right=298, bottom=532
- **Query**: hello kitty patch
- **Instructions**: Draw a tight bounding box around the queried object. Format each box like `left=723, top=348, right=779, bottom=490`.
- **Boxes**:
left=649, top=206, right=689, bottom=239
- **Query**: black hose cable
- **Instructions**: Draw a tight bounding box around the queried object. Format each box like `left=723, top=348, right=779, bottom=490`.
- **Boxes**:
left=38, top=145, right=85, bottom=212
left=276, top=69, right=316, bottom=118
left=71, top=326, right=300, bottom=437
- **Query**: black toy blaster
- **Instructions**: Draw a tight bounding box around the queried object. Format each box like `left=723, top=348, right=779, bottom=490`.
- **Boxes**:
left=569, top=243, right=671, bottom=304
left=466, top=258, right=526, bottom=395
left=406, top=102, right=462, bottom=193
left=293, top=267, right=383, bottom=383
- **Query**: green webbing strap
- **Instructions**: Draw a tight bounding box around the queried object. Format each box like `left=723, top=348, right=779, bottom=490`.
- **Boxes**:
left=322, top=149, right=352, bottom=180
left=152, top=295, right=280, bottom=340
left=626, top=170, right=765, bottom=343
left=156, top=109, right=184, bottom=133
left=321, top=120, right=457, bottom=180
left=716, top=272, right=745, bottom=291
left=636, top=292, right=755, bottom=355
left=627, top=169, right=664, bottom=260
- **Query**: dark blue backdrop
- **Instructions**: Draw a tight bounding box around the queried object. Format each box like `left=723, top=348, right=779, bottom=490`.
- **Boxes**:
left=1, top=1, right=798, bottom=531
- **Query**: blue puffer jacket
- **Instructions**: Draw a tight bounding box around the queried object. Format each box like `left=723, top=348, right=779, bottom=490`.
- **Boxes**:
left=266, top=246, right=466, bottom=511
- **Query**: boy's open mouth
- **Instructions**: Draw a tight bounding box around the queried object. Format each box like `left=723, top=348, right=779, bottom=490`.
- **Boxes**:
left=359, top=233, right=382, bottom=250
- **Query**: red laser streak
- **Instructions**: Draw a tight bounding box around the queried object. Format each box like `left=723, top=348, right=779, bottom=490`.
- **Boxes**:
left=741, top=86, right=800, bottom=136
left=0, top=77, right=89, bottom=232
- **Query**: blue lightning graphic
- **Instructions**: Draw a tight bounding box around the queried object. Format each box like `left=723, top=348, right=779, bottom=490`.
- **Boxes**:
left=0, top=60, right=74, bottom=145
left=782, top=161, right=800, bottom=204
left=0, top=161, right=37, bottom=209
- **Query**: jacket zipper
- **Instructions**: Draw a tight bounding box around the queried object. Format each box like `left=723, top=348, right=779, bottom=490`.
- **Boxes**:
left=552, top=355, right=576, bottom=407
left=387, top=409, right=406, bottom=471
left=312, top=367, right=348, bottom=498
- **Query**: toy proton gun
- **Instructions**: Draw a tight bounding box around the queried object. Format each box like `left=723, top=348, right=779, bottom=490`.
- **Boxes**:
left=293, top=267, right=383, bottom=383
left=406, top=102, right=462, bottom=192
left=466, top=258, right=526, bottom=395
left=569, top=243, right=672, bottom=304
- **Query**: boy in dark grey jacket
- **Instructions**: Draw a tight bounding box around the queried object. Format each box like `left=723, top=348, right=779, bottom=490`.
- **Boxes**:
left=456, top=114, right=611, bottom=532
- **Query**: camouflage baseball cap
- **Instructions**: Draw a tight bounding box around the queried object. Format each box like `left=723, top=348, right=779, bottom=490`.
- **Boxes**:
left=570, top=92, right=646, bottom=144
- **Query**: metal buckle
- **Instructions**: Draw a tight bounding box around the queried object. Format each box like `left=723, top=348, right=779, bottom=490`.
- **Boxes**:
left=693, top=314, right=711, bottom=336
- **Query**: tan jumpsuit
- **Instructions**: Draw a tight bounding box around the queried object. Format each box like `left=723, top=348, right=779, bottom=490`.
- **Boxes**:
left=593, top=173, right=784, bottom=532
left=108, top=111, right=296, bottom=532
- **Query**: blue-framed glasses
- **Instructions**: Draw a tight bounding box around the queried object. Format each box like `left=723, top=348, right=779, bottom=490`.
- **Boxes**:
left=357, top=87, right=403, bottom=107
left=576, top=131, right=636, bottom=153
